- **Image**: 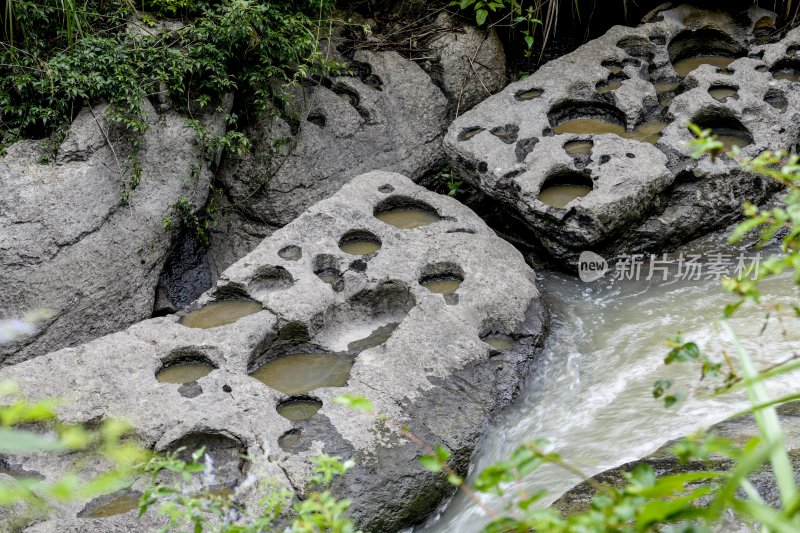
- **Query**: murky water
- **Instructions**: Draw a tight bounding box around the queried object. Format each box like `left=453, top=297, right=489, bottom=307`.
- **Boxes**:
left=553, top=118, right=667, bottom=144
left=483, top=335, right=514, bottom=351
left=180, top=301, right=262, bottom=329
left=715, top=133, right=752, bottom=152
left=538, top=185, right=592, bottom=208
left=81, top=494, right=140, bottom=518
left=339, top=240, right=381, bottom=255
left=419, top=241, right=799, bottom=532
left=347, top=322, right=399, bottom=352
left=277, top=398, right=322, bottom=421
left=772, top=68, right=800, bottom=81
left=597, top=81, right=621, bottom=94
left=376, top=209, right=441, bottom=229
left=563, top=140, right=593, bottom=155
left=249, top=353, right=354, bottom=394
left=156, top=362, right=215, bottom=384
left=709, top=86, right=737, bottom=101
left=672, top=55, right=734, bottom=77
left=421, top=278, right=463, bottom=295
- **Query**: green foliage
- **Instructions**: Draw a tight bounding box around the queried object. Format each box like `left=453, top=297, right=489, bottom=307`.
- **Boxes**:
left=451, top=0, right=541, bottom=53
left=0, top=380, right=149, bottom=523
left=163, top=194, right=219, bottom=246
left=436, top=167, right=474, bottom=198
left=139, top=446, right=358, bottom=532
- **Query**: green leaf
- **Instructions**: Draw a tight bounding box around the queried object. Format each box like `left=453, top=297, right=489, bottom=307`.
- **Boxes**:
left=333, top=395, right=374, bottom=413
left=475, top=9, right=488, bottom=25
left=418, top=455, right=443, bottom=473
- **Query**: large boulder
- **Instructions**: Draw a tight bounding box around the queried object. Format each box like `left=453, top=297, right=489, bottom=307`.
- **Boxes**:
left=445, top=5, right=793, bottom=266
left=0, top=101, right=226, bottom=364
left=0, top=171, right=547, bottom=532
left=208, top=48, right=450, bottom=278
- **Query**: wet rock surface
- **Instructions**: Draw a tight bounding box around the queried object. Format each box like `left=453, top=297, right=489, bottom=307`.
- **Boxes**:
left=445, top=5, right=796, bottom=266
left=0, top=101, right=226, bottom=364
left=0, top=171, right=547, bottom=532
left=553, top=402, right=800, bottom=524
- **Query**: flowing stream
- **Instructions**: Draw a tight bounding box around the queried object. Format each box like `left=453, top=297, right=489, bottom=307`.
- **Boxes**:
left=418, top=236, right=800, bottom=532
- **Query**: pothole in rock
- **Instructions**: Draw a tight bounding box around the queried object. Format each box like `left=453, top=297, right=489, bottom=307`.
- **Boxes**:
left=563, top=139, right=594, bottom=155
left=538, top=170, right=593, bottom=209
left=765, top=89, right=788, bottom=110
left=278, top=429, right=303, bottom=451
left=771, top=58, right=800, bottom=81
left=668, top=28, right=746, bottom=77
left=708, top=85, right=738, bottom=102
left=482, top=334, right=514, bottom=351
left=374, top=196, right=441, bottom=229
left=78, top=491, right=142, bottom=518
left=616, top=36, right=657, bottom=61
left=458, top=126, right=484, bottom=141
left=277, top=396, right=323, bottom=421
left=179, top=300, right=262, bottom=329
left=338, top=230, right=382, bottom=256
left=691, top=109, right=753, bottom=153
left=316, top=281, right=414, bottom=352
left=166, top=433, right=245, bottom=487
left=653, top=80, right=683, bottom=107
left=249, top=352, right=355, bottom=395
left=550, top=102, right=668, bottom=144
left=278, top=245, right=302, bottom=261
left=249, top=265, right=294, bottom=296
left=313, top=255, right=344, bottom=290
left=156, top=351, right=217, bottom=384
left=419, top=263, right=465, bottom=295
left=514, top=88, right=544, bottom=101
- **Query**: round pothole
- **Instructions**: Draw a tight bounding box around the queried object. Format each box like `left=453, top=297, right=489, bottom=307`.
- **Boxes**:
left=539, top=171, right=593, bottom=209
left=482, top=334, right=514, bottom=351
left=277, top=397, right=323, bottom=421
left=250, top=353, right=355, bottom=395
left=374, top=196, right=441, bottom=229
left=691, top=110, right=753, bottom=153
left=338, top=230, right=382, bottom=256
left=771, top=59, right=800, bottom=81
left=708, top=85, right=738, bottom=102
left=156, top=356, right=216, bottom=384
left=419, top=263, right=465, bottom=296
left=278, top=245, right=302, bottom=261
left=765, top=89, right=788, bottom=110
left=514, top=88, right=544, bottom=101
left=563, top=140, right=593, bottom=155
left=668, top=28, right=745, bottom=77
left=179, top=300, right=262, bottom=329
left=279, top=429, right=303, bottom=451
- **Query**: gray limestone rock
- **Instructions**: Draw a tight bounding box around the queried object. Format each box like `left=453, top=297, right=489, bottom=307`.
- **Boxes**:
left=0, top=100, right=227, bottom=364
left=1, top=171, right=547, bottom=532
left=445, top=5, right=795, bottom=266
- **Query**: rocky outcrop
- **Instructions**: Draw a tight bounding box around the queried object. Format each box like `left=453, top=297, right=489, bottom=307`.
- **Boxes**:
left=208, top=13, right=508, bottom=279
left=0, top=101, right=227, bottom=364
left=0, top=171, right=547, bottom=532
left=445, top=5, right=793, bottom=266
left=553, top=402, right=800, bottom=526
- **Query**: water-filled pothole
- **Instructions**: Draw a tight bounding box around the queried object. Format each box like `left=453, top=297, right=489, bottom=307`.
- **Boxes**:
left=278, top=245, right=302, bottom=261
left=708, top=85, right=738, bottom=102
left=553, top=116, right=667, bottom=144
left=482, top=334, right=514, bottom=351
left=691, top=110, right=753, bottom=153
left=514, top=88, right=543, bottom=101
left=250, top=353, right=355, bottom=394
left=563, top=140, right=593, bottom=155
left=166, top=433, right=244, bottom=487
left=347, top=322, right=399, bottom=352
left=596, top=80, right=622, bottom=94
left=78, top=491, right=141, bottom=518
left=668, top=28, right=745, bottom=77
left=156, top=355, right=216, bottom=384
left=419, top=263, right=465, bottom=295
left=771, top=59, right=800, bottom=81
left=374, top=196, right=441, bottom=229
left=180, top=300, right=262, bottom=329
left=249, top=265, right=294, bottom=295
left=539, top=171, right=593, bottom=209
left=765, top=89, right=788, bottom=110
left=279, top=429, right=303, bottom=451
left=338, top=230, right=382, bottom=256
left=277, top=397, right=323, bottom=421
